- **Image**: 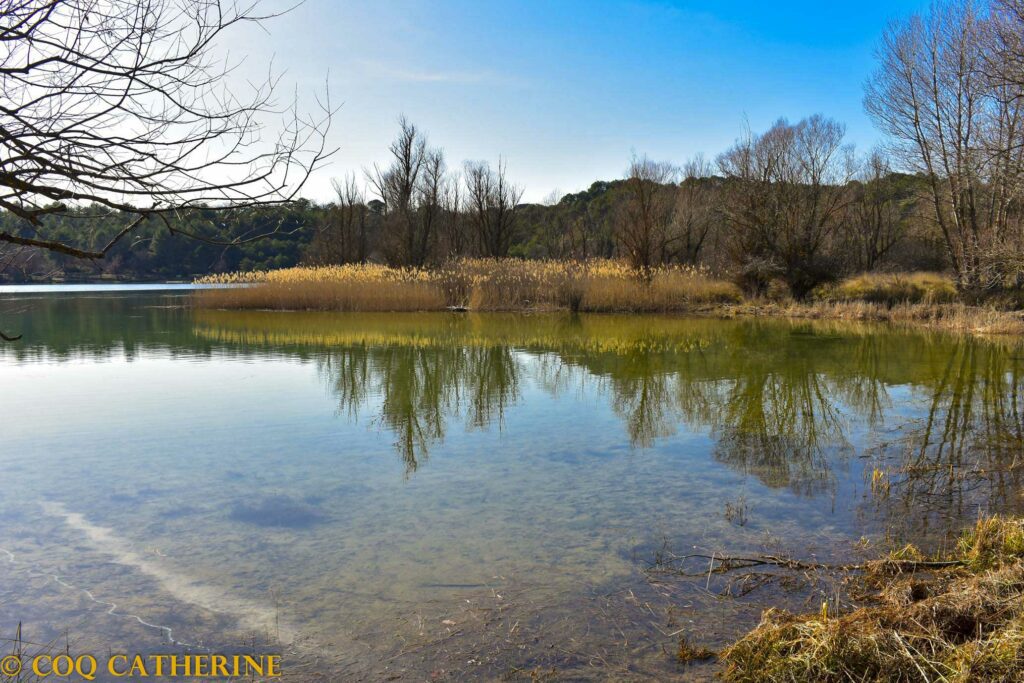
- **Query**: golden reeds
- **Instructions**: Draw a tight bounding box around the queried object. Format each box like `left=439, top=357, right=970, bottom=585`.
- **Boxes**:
left=195, top=259, right=742, bottom=313
left=195, top=263, right=1024, bottom=333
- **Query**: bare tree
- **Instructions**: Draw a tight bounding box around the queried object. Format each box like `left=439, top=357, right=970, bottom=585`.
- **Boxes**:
left=306, top=174, right=369, bottom=265
left=464, top=159, right=523, bottom=258
left=439, top=173, right=469, bottom=258
left=367, top=117, right=446, bottom=266
left=672, top=155, right=716, bottom=265
left=616, top=155, right=678, bottom=277
left=0, top=0, right=333, bottom=260
left=718, top=116, right=853, bottom=298
left=416, top=148, right=447, bottom=262
left=989, top=0, right=1024, bottom=97
left=843, top=150, right=909, bottom=270
left=865, top=0, right=1024, bottom=289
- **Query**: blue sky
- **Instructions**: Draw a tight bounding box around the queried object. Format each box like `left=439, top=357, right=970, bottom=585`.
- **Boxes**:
left=241, top=0, right=929, bottom=202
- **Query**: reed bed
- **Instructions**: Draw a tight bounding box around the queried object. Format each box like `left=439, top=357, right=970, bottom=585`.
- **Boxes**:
left=195, top=259, right=742, bottom=313
left=197, top=263, right=444, bottom=311
left=721, top=515, right=1024, bottom=682
left=196, top=263, right=1024, bottom=334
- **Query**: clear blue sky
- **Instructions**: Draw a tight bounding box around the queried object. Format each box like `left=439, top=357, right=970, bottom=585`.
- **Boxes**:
left=241, top=0, right=928, bottom=202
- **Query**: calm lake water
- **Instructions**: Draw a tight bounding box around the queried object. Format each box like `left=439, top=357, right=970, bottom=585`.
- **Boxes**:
left=1, top=289, right=1022, bottom=680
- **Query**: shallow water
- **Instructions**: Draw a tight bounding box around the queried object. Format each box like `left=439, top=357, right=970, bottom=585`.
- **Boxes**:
left=1, top=290, right=1022, bottom=680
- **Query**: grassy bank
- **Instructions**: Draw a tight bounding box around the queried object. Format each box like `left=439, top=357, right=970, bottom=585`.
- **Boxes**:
left=723, top=300, right=1024, bottom=334
left=720, top=515, right=1024, bottom=682
left=195, top=261, right=1024, bottom=334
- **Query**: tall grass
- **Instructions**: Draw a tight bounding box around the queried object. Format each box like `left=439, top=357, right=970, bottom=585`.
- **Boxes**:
left=195, top=259, right=742, bottom=313
left=816, top=272, right=958, bottom=305
left=195, top=263, right=1024, bottom=333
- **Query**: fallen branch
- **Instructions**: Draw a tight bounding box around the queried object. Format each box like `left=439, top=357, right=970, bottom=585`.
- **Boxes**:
left=651, top=552, right=964, bottom=578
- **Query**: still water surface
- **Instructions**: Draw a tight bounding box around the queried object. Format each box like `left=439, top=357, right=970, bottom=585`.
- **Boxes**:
left=0, top=289, right=1022, bottom=680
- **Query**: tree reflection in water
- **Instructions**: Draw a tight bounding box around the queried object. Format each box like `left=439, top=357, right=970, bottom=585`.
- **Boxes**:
left=193, top=312, right=1024, bottom=525
left=869, top=339, right=1024, bottom=538
left=314, top=342, right=523, bottom=472
left=5, top=299, right=1021, bottom=531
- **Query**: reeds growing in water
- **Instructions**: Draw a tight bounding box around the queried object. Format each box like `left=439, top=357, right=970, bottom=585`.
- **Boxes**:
left=195, top=259, right=743, bottom=313
left=195, top=261, right=1024, bottom=334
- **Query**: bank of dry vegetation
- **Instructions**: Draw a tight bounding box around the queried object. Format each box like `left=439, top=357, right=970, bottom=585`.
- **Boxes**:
left=720, top=515, right=1024, bottom=682
left=195, top=259, right=742, bottom=313
left=195, top=261, right=1024, bottom=334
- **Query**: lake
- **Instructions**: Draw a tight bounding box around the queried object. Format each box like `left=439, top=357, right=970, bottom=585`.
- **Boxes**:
left=1, top=288, right=1022, bottom=680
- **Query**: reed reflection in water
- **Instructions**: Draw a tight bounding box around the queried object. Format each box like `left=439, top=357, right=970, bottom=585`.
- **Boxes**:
left=192, top=310, right=1024, bottom=528
left=2, top=294, right=1023, bottom=679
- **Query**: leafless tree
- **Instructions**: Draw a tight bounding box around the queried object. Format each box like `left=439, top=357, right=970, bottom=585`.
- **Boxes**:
left=843, top=150, right=909, bottom=270
left=540, top=189, right=563, bottom=207
left=367, top=117, right=447, bottom=266
left=416, top=148, right=447, bottom=262
left=439, top=173, right=469, bottom=258
left=306, top=174, right=369, bottom=265
left=672, top=155, right=716, bottom=265
left=616, top=155, right=678, bottom=277
left=464, top=159, right=523, bottom=258
left=0, top=0, right=333, bottom=260
left=987, top=0, right=1024, bottom=285
left=865, top=0, right=1024, bottom=289
left=718, top=116, right=853, bottom=297
left=989, top=0, right=1024, bottom=97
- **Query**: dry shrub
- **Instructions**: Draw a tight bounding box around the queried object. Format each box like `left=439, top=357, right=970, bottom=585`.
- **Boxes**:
left=820, top=272, right=958, bottom=306
left=197, top=280, right=446, bottom=312
left=581, top=270, right=740, bottom=312
left=721, top=516, right=1024, bottom=683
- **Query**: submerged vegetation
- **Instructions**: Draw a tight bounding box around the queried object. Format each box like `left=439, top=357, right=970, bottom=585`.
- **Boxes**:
left=721, top=516, right=1024, bottom=683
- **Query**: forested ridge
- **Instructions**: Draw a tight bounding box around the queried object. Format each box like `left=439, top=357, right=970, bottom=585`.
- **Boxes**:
left=0, top=170, right=943, bottom=286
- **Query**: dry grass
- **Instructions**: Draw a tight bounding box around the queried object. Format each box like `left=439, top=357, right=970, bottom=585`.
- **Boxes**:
left=196, top=263, right=1024, bottom=333
left=195, top=259, right=742, bottom=313
left=720, top=515, right=1024, bottom=683
left=196, top=263, right=444, bottom=312
left=734, top=300, right=1024, bottom=334
left=817, top=272, right=959, bottom=306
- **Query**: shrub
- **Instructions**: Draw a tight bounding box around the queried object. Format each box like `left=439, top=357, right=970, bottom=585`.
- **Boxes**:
left=818, top=272, right=958, bottom=306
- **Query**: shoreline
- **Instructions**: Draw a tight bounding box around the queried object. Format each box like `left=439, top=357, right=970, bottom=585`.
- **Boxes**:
left=192, top=262, right=1024, bottom=336
left=718, top=515, right=1024, bottom=682
left=193, top=296, right=1024, bottom=336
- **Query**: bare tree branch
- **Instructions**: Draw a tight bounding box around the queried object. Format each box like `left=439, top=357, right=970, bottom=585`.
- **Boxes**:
left=0, top=0, right=336, bottom=258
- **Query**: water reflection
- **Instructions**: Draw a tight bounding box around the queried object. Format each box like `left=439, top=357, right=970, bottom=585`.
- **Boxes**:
left=871, top=339, right=1024, bottom=535
left=315, top=344, right=522, bottom=472
left=184, top=312, right=1019, bottom=517
left=190, top=311, right=1024, bottom=528
left=4, top=298, right=1023, bottom=530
